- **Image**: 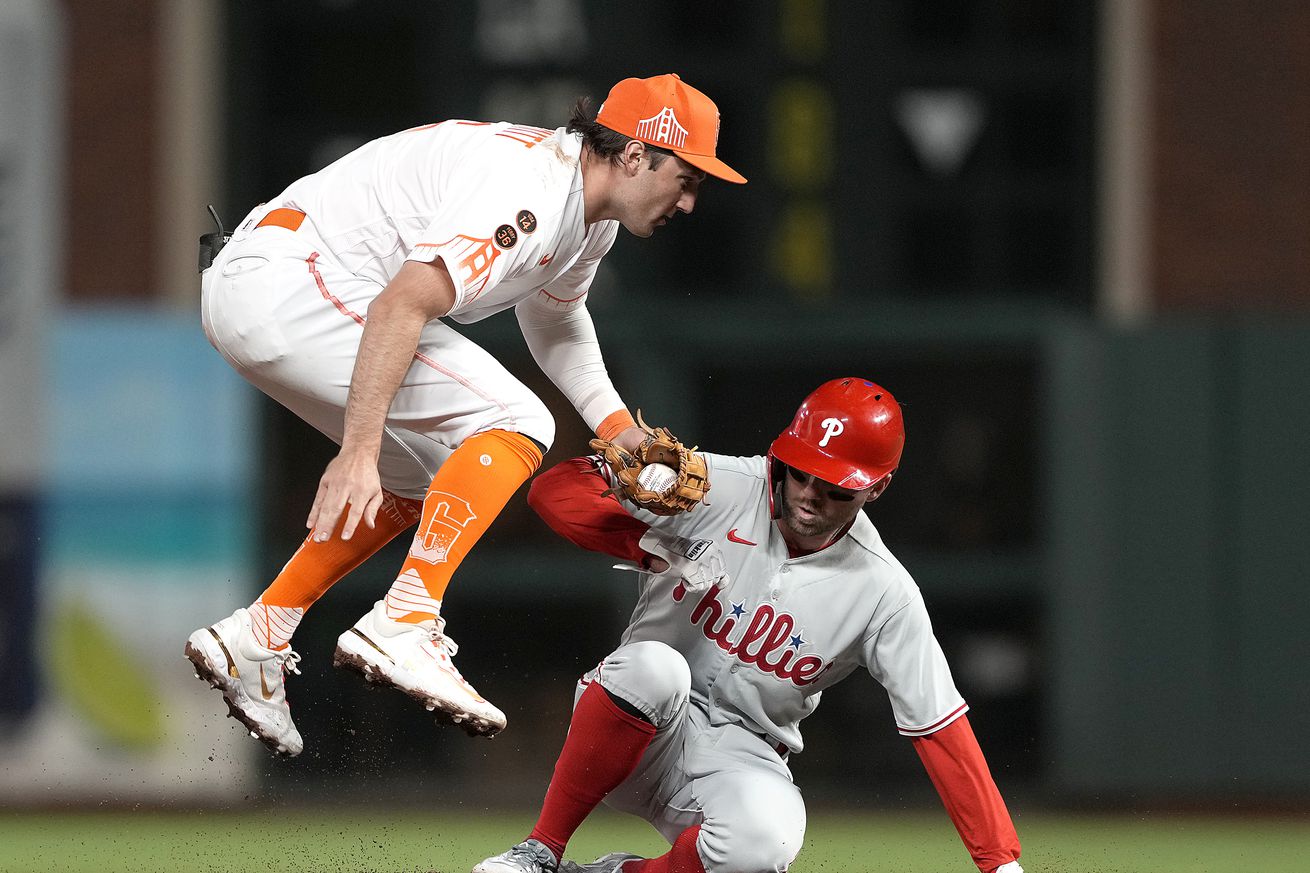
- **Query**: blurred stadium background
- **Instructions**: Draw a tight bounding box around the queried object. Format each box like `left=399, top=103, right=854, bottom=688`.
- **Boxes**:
left=1, top=1, right=1307, bottom=871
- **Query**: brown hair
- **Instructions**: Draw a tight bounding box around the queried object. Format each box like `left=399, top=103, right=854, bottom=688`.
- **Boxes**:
left=567, top=96, right=673, bottom=170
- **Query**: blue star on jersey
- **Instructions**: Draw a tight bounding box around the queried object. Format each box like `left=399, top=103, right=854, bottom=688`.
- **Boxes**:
left=673, top=584, right=834, bottom=687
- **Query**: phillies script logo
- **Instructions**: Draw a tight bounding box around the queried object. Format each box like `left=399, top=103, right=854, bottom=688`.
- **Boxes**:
left=673, top=585, right=832, bottom=687
left=409, top=491, right=477, bottom=564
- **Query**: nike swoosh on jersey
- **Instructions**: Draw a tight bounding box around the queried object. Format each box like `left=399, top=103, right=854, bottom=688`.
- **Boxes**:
left=726, top=528, right=757, bottom=546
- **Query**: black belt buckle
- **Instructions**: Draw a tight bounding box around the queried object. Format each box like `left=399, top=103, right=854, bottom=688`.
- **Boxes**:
left=198, top=204, right=231, bottom=273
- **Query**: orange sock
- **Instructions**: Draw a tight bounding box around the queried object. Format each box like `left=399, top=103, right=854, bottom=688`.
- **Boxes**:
left=385, top=430, right=542, bottom=623
left=259, top=490, right=422, bottom=612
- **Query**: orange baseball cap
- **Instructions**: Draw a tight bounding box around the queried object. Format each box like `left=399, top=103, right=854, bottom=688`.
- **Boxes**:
left=596, top=74, right=747, bottom=184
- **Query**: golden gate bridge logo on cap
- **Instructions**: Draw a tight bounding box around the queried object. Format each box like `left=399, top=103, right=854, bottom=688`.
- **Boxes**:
left=635, top=107, right=689, bottom=149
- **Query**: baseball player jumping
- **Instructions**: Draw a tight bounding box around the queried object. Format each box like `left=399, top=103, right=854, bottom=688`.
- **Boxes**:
left=185, top=74, right=745, bottom=756
left=473, top=378, right=1024, bottom=873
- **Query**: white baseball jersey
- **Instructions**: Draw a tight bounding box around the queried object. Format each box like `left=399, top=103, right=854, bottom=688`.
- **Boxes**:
left=202, top=120, right=633, bottom=486
left=273, top=121, right=619, bottom=324
left=620, top=454, right=967, bottom=754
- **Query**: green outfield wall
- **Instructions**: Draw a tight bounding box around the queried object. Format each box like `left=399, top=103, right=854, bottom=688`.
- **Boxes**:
left=5, top=311, right=1305, bottom=808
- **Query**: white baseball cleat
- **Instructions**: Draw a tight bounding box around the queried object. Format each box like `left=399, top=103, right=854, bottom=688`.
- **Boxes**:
left=471, top=839, right=560, bottom=873
left=333, top=600, right=506, bottom=737
left=559, top=853, right=644, bottom=873
left=184, top=607, right=304, bottom=756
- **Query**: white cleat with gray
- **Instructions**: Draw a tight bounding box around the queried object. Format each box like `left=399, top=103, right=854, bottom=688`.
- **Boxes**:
left=471, top=839, right=561, bottom=873
left=558, top=853, right=645, bottom=873
left=333, top=600, right=507, bottom=737
left=184, top=607, right=304, bottom=756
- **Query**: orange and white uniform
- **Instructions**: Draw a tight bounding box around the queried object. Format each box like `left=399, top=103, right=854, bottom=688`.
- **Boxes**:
left=185, top=76, right=747, bottom=758
left=201, top=121, right=622, bottom=498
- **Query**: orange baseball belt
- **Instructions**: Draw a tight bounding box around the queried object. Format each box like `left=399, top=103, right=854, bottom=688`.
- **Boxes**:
left=255, top=207, right=306, bottom=231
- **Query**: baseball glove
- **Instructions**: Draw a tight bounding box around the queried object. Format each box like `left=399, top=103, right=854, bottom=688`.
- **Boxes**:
left=589, top=411, right=710, bottom=516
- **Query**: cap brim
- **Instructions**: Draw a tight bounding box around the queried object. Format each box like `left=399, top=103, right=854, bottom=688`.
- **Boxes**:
left=677, top=151, right=747, bottom=184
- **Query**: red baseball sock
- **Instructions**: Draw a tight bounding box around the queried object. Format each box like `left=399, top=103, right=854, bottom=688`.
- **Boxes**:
left=527, top=683, right=656, bottom=860
left=625, top=826, right=705, bottom=873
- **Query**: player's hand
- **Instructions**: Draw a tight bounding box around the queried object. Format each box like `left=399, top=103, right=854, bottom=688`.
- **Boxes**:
left=306, top=450, right=384, bottom=542
left=638, top=530, right=729, bottom=593
left=994, top=861, right=1024, bottom=873
left=590, top=413, right=709, bottom=517
left=612, top=425, right=648, bottom=454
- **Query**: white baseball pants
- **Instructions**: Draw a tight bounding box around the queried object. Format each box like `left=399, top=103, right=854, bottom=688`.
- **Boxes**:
left=580, top=640, right=807, bottom=873
left=199, top=205, right=555, bottom=500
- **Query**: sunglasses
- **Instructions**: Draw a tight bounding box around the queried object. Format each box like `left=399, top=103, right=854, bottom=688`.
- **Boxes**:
left=785, top=466, right=859, bottom=502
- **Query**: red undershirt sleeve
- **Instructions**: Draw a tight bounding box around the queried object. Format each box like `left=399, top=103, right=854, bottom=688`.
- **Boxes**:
left=527, top=457, right=652, bottom=565
left=910, top=715, right=1022, bottom=873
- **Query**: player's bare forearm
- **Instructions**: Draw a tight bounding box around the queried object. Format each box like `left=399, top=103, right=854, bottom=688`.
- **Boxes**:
left=307, top=302, right=424, bottom=541
left=338, top=308, right=425, bottom=456
left=308, top=259, right=456, bottom=541
left=339, top=260, right=457, bottom=454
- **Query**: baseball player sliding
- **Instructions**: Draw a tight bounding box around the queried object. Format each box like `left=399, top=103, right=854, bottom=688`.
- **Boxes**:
left=473, top=379, right=1024, bottom=873
left=185, top=74, right=743, bottom=756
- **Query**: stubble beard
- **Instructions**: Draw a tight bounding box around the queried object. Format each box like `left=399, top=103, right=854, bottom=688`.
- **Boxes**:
left=780, top=494, right=834, bottom=542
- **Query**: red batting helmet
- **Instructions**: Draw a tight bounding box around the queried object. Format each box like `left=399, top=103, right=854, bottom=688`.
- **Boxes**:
left=768, top=378, right=905, bottom=496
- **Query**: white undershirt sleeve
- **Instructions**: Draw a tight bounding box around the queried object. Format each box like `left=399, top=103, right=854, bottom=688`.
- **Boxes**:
left=515, top=292, right=626, bottom=434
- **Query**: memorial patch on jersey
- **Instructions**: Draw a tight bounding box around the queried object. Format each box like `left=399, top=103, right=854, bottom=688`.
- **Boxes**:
left=516, top=210, right=537, bottom=234
left=494, top=224, right=518, bottom=249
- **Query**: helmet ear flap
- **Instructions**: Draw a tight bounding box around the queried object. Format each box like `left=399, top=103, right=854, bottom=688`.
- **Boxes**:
left=770, top=456, right=787, bottom=487
left=767, top=456, right=787, bottom=517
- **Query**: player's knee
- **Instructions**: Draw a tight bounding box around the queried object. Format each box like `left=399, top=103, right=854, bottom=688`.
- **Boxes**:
left=598, top=641, right=690, bottom=726
left=701, top=784, right=805, bottom=873
left=507, top=395, right=554, bottom=451
left=708, top=830, right=802, bottom=873
left=617, top=640, right=691, bottom=703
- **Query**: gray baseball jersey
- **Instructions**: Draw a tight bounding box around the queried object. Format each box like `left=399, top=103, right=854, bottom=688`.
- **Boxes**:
left=619, top=453, right=967, bottom=754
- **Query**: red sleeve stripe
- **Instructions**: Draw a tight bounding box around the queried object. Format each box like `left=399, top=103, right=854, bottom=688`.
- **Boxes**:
left=897, top=702, right=970, bottom=737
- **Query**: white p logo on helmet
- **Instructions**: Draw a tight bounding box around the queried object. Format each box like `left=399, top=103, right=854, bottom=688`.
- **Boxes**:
left=818, top=417, right=844, bottom=447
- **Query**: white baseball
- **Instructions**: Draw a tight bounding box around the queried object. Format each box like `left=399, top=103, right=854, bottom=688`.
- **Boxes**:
left=637, top=463, right=678, bottom=496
